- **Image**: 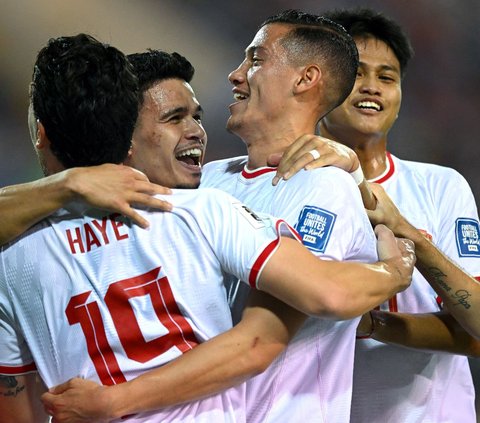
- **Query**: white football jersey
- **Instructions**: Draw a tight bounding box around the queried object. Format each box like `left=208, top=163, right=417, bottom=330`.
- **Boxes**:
left=351, top=152, right=480, bottom=423
left=0, top=188, right=297, bottom=423
left=202, top=157, right=378, bottom=423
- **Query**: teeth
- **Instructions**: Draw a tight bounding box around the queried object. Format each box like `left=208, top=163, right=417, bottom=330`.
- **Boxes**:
left=234, top=93, right=247, bottom=101
left=356, top=101, right=381, bottom=111
left=176, top=148, right=202, bottom=158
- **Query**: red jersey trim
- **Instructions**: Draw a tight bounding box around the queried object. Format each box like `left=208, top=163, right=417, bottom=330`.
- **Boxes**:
left=241, top=165, right=277, bottom=179
left=0, top=362, right=37, bottom=375
left=248, top=220, right=300, bottom=288
left=369, top=152, right=395, bottom=184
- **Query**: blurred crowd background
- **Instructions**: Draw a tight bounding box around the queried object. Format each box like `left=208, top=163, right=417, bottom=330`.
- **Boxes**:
left=1, top=0, right=479, bottom=415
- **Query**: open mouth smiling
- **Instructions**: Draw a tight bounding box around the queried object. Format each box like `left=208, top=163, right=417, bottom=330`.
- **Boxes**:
left=176, top=147, right=202, bottom=167
left=355, top=100, right=382, bottom=111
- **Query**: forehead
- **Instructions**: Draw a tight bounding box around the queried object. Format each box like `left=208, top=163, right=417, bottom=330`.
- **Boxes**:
left=247, top=23, right=292, bottom=54
left=355, top=37, right=400, bottom=71
left=143, top=78, right=199, bottom=110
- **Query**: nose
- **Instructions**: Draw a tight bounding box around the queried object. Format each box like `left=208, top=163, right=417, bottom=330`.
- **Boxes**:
left=186, top=118, right=206, bottom=142
left=228, top=60, right=247, bottom=86
left=358, top=73, right=381, bottom=96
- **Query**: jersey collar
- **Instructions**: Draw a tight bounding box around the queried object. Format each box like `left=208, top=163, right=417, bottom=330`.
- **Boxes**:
left=241, top=165, right=277, bottom=179
left=368, top=152, right=395, bottom=184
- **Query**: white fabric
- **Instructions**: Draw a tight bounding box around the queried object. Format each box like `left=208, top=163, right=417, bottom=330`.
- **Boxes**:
left=202, top=156, right=378, bottom=423
left=351, top=152, right=480, bottom=423
left=0, top=188, right=296, bottom=422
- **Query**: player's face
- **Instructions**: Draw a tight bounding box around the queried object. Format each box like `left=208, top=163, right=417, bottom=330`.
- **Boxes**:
left=226, top=23, right=298, bottom=137
left=322, top=37, right=402, bottom=143
left=126, top=78, right=207, bottom=188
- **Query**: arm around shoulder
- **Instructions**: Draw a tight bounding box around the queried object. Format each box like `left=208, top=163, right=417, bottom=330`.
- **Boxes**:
left=258, top=226, right=415, bottom=320
left=42, top=291, right=305, bottom=421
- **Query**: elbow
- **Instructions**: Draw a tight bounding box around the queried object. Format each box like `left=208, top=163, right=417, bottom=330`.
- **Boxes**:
left=305, top=289, right=356, bottom=320
left=244, top=340, right=288, bottom=375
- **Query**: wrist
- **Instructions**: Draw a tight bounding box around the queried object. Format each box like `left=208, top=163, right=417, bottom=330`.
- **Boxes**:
left=350, top=165, right=364, bottom=185
left=60, top=168, right=84, bottom=201
left=106, top=383, right=134, bottom=419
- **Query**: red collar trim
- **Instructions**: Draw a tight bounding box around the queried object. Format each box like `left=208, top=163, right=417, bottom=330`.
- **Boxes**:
left=241, top=165, right=277, bottom=179
left=369, top=152, right=395, bottom=184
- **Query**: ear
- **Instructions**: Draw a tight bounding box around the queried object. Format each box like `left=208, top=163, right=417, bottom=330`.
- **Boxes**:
left=35, top=120, right=50, bottom=149
left=293, top=64, right=322, bottom=95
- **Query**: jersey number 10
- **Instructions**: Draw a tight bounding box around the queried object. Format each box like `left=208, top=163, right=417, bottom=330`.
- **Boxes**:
left=65, top=266, right=199, bottom=385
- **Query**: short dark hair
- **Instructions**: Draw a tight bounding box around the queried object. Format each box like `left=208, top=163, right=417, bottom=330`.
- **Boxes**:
left=261, top=9, right=359, bottom=113
left=31, top=33, right=139, bottom=168
left=127, top=50, right=195, bottom=105
left=323, top=8, right=414, bottom=78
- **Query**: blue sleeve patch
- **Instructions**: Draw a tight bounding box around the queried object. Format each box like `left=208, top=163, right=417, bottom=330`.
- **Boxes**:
left=456, top=218, right=480, bottom=257
left=294, top=206, right=336, bottom=253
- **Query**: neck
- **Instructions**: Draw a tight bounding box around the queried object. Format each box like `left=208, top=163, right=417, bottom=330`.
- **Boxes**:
left=239, top=117, right=317, bottom=170
left=319, top=121, right=388, bottom=180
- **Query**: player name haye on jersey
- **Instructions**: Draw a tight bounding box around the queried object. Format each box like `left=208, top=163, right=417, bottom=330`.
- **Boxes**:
left=64, top=213, right=130, bottom=254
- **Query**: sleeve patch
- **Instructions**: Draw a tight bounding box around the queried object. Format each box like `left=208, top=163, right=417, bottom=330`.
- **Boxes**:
left=456, top=218, right=480, bottom=257
left=294, top=206, right=336, bottom=253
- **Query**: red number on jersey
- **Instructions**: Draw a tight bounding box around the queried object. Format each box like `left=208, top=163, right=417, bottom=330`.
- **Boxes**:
left=66, top=267, right=199, bottom=385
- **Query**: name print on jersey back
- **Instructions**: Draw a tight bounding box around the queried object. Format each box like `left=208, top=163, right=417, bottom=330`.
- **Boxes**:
left=65, top=213, right=129, bottom=254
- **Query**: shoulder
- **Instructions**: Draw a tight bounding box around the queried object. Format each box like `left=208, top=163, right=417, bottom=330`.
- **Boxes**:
left=397, top=156, right=470, bottom=189
left=286, top=166, right=358, bottom=194
left=396, top=155, right=462, bottom=179
left=169, top=188, right=238, bottom=213
left=203, top=156, right=247, bottom=174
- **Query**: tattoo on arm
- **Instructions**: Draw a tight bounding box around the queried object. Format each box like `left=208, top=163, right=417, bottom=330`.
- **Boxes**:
left=452, top=290, right=472, bottom=309
left=0, top=375, right=26, bottom=397
left=428, top=267, right=472, bottom=309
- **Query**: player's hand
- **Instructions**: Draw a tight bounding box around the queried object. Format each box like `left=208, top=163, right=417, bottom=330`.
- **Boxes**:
left=375, top=224, right=416, bottom=292
left=66, top=164, right=172, bottom=229
left=367, top=183, right=412, bottom=237
left=268, top=134, right=360, bottom=186
left=41, top=378, right=112, bottom=423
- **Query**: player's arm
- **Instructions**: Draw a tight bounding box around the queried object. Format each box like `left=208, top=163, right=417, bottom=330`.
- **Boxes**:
left=258, top=224, right=415, bottom=320
left=269, top=134, right=376, bottom=210
left=367, top=182, right=480, bottom=339
left=0, top=164, right=172, bottom=245
left=42, top=292, right=306, bottom=422
left=357, top=309, right=480, bottom=357
left=41, top=224, right=413, bottom=422
left=0, top=373, right=49, bottom=423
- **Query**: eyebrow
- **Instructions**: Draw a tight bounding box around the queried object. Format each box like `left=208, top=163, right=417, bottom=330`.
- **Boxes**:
left=245, top=45, right=267, bottom=57
left=359, top=61, right=400, bottom=74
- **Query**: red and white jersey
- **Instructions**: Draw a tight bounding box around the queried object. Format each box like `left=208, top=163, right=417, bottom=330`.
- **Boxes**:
left=0, top=188, right=297, bottom=423
left=351, top=153, right=480, bottom=423
left=202, top=156, right=378, bottom=423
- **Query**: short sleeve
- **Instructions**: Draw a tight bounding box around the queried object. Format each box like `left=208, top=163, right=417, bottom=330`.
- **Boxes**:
left=190, top=189, right=300, bottom=289
left=433, top=170, right=480, bottom=278
left=0, top=284, right=36, bottom=375
left=271, top=167, right=377, bottom=263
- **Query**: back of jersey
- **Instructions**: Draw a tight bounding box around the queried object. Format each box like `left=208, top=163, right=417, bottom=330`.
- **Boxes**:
left=0, top=188, right=291, bottom=422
